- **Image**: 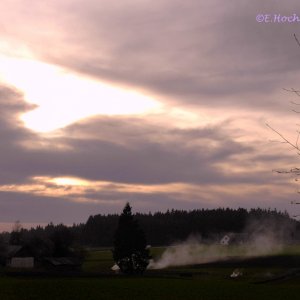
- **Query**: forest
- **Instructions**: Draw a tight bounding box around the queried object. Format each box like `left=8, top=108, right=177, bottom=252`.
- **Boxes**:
left=2, top=208, right=299, bottom=248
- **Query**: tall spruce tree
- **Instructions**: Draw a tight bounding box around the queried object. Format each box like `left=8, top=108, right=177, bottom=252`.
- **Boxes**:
left=113, top=203, right=150, bottom=274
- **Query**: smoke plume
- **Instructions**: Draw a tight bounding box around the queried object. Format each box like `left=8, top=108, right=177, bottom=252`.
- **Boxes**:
left=148, top=217, right=294, bottom=269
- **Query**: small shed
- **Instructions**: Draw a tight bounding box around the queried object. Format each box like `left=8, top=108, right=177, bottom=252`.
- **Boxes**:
left=10, top=257, right=34, bottom=268
left=6, top=245, right=34, bottom=268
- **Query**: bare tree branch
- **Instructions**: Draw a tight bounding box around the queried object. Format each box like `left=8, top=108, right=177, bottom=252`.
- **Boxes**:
left=294, top=33, right=300, bottom=47
left=271, top=35, right=300, bottom=215
left=283, top=87, right=300, bottom=96
left=290, top=101, right=300, bottom=105
left=291, top=200, right=300, bottom=204
left=266, top=123, right=300, bottom=151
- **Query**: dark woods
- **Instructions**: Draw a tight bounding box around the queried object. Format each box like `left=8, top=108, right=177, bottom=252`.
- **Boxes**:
left=5, top=223, right=84, bottom=260
left=81, top=207, right=300, bottom=246
left=1, top=208, right=299, bottom=249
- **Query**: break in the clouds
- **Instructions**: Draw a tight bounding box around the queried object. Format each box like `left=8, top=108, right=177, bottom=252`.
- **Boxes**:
left=2, top=0, right=300, bottom=109
left=0, top=0, right=300, bottom=227
left=0, top=82, right=296, bottom=226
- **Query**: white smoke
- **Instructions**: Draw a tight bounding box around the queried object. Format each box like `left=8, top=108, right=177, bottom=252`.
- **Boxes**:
left=148, top=236, right=229, bottom=269
left=148, top=218, right=292, bottom=269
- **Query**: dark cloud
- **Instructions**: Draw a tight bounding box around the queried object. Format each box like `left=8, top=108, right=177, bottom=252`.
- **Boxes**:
left=1, top=0, right=300, bottom=116
left=0, top=85, right=295, bottom=222
left=0, top=83, right=280, bottom=187
left=7, top=0, right=297, bottom=110
left=0, top=85, right=37, bottom=184
left=0, top=1, right=299, bottom=222
left=53, top=116, right=255, bottom=184
left=0, top=182, right=294, bottom=224
left=0, top=191, right=116, bottom=224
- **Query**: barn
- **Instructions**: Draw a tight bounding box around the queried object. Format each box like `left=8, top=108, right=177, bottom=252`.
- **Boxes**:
left=6, top=245, right=34, bottom=268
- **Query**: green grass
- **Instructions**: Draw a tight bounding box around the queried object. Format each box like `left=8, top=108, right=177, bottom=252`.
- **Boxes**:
left=150, top=247, right=166, bottom=258
left=0, top=245, right=300, bottom=299
left=82, top=248, right=114, bottom=272
left=0, top=276, right=299, bottom=300
left=82, top=246, right=166, bottom=273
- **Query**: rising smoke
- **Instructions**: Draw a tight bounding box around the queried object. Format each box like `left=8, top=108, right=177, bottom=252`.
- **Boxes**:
left=148, top=217, right=294, bottom=269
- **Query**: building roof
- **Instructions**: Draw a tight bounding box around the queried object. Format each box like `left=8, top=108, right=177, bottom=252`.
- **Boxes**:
left=6, top=245, right=23, bottom=258
left=43, top=257, right=81, bottom=266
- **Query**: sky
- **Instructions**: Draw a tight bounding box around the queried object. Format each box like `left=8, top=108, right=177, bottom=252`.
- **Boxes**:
left=1, top=0, right=300, bottom=230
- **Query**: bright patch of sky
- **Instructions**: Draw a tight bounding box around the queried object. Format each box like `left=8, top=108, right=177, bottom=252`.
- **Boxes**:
left=0, top=51, right=161, bottom=132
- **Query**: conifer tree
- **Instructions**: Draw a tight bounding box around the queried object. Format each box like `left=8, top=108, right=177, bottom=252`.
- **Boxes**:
left=113, top=203, right=150, bottom=274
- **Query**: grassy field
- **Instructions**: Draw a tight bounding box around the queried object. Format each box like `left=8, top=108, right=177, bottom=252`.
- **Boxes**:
left=0, top=276, right=300, bottom=300
left=0, top=245, right=300, bottom=300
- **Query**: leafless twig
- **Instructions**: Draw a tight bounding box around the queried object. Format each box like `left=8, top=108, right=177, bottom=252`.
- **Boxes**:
left=291, top=200, right=300, bottom=204
left=294, top=33, right=300, bottom=47
left=290, top=101, right=300, bottom=105
left=283, top=87, right=300, bottom=96
left=266, top=123, right=300, bottom=151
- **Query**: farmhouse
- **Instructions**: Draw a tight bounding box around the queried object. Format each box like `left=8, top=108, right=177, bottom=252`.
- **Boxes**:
left=6, top=245, right=34, bottom=268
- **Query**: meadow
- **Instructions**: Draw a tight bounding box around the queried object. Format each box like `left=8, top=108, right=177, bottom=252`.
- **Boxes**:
left=0, top=245, right=300, bottom=300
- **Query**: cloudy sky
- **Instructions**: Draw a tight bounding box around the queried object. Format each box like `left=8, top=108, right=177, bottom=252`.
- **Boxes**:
left=1, top=0, right=300, bottom=230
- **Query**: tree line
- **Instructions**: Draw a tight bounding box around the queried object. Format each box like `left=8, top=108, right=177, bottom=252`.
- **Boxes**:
left=2, top=207, right=299, bottom=248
